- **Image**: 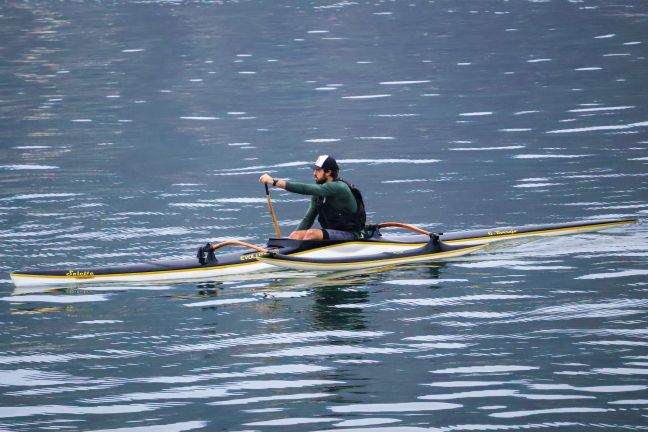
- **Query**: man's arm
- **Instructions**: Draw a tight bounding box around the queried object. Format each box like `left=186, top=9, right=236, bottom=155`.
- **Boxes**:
left=259, top=174, right=319, bottom=232
left=259, top=174, right=336, bottom=197
left=297, top=198, right=317, bottom=231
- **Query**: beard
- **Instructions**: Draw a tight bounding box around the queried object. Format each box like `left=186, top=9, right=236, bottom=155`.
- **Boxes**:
left=315, top=176, right=327, bottom=185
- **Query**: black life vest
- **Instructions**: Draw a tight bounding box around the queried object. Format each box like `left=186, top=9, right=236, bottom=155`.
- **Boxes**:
left=316, top=178, right=366, bottom=232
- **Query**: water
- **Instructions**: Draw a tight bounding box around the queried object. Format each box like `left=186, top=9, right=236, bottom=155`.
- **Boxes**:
left=1, top=0, right=647, bottom=430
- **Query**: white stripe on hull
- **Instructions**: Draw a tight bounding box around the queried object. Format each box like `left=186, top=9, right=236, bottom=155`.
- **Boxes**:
left=260, top=245, right=485, bottom=272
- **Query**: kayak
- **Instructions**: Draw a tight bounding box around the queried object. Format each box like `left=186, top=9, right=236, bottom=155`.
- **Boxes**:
left=9, top=217, right=637, bottom=288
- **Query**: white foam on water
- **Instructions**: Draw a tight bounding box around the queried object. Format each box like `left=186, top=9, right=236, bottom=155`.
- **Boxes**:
left=574, top=67, right=602, bottom=71
left=490, top=407, right=612, bottom=418
left=354, top=136, right=395, bottom=140
left=0, top=403, right=163, bottom=418
left=514, top=110, right=541, bottom=115
left=184, top=298, right=257, bottom=308
left=82, top=286, right=171, bottom=292
left=450, top=145, right=526, bottom=151
left=527, top=58, right=552, bottom=63
left=307, top=30, right=329, bottom=34
left=180, top=116, right=219, bottom=120
left=595, top=368, right=648, bottom=375
left=341, top=158, right=440, bottom=164
left=379, top=80, right=430, bottom=85
left=0, top=369, right=86, bottom=387
left=547, top=120, right=648, bottom=133
left=459, top=112, right=493, bottom=116
left=255, top=291, right=310, bottom=299
left=609, top=399, right=648, bottom=405
left=165, top=330, right=390, bottom=353
left=629, top=157, right=648, bottom=161
left=576, top=269, right=648, bottom=280
left=594, top=33, right=615, bottom=38
left=569, top=105, right=635, bottom=112
left=373, top=113, right=420, bottom=117
left=212, top=197, right=267, bottom=203
left=122, top=48, right=145, bottom=52
left=391, top=294, right=540, bottom=307
left=0, top=165, right=59, bottom=170
left=334, top=359, right=380, bottom=364
left=77, top=320, right=124, bottom=324
left=529, top=384, right=647, bottom=393
left=385, top=279, right=467, bottom=285
left=433, top=312, right=514, bottom=319
left=304, top=138, right=340, bottom=143
left=624, top=41, right=642, bottom=45
left=244, top=417, right=340, bottom=426
left=381, top=179, right=428, bottom=184
left=87, top=380, right=341, bottom=404
left=237, top=345, right=407, bottom=358
left=329, top=401, right=462, bottom=413
left=210, top=392, right=332, bottom=406
left=342, top=94, right=391, bottom=99
left=431, top=365, right=538, bottom=374
left=87, top=421, right=207, bottom=432
left=514, top=182, right=561, bottom=188
left=334, top=418, right=401, bottom=427
left=243, top=408, right=283, bottom=413
left=420, top=389, right=519, bottom=400
left=453, top=260, right=536, bottom=268
left=0, top=353, right=103, bottom=366
left=513, top=154, right=591, bottom=159
left=0, top=294, right=109, bottom=304
left=214, top=160, right=308, bottom=172
left=12, top=145, right=51, bottom=149
left=169, top=202, right=221, bottom=208
left=425, top=381, right=508, bottom=388
left=499, top=128, right=532, bottom=132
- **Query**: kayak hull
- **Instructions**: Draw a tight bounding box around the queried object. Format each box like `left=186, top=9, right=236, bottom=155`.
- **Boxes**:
left=9, top=218, right=637, bottom=287
left=259, top=241, right=486, bottom=272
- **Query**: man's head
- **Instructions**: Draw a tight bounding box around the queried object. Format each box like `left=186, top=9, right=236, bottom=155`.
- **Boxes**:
left=311, top=155, right=339, bottom=184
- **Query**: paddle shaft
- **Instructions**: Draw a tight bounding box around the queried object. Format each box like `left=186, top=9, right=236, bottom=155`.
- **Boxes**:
left=265, top=184, right=282, bottom=238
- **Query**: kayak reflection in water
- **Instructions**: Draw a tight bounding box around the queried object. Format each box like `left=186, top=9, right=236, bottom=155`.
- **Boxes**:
left=259, top=155, right=367, bottom=241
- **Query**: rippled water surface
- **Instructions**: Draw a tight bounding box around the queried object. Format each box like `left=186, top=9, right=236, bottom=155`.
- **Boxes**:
left=1, top=1, right=647, bottom=431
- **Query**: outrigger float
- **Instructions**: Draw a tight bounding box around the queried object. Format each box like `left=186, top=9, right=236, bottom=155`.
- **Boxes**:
left=10, top=218, right=637, bottom=288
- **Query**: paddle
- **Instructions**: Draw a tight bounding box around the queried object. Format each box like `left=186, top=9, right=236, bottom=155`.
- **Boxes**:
left=264, top=184, right=282, bottom=238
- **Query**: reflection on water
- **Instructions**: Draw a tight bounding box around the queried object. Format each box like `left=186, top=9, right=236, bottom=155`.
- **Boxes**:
left=1, top=0, right=647, bottom=430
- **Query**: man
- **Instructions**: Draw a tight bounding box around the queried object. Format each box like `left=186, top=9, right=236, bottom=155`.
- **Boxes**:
left=259, top=155, right=365, bottom=240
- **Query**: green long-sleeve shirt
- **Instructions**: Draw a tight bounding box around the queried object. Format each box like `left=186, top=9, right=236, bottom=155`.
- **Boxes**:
left=284, top=180, right=358, bottom=231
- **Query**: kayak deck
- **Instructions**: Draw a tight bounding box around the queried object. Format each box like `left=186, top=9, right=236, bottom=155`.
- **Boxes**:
left=9, top=217, right=637, bottom=287
left=260, top=237, right=486, bottom=272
